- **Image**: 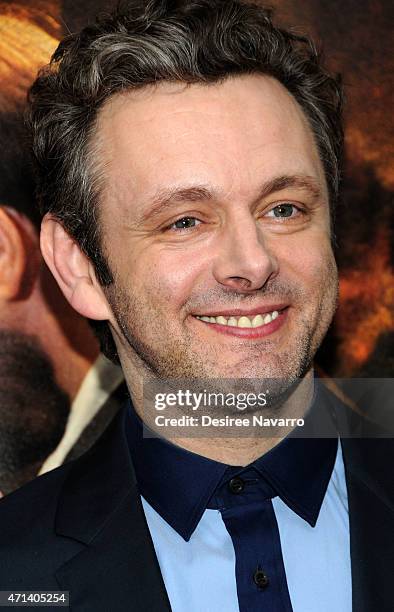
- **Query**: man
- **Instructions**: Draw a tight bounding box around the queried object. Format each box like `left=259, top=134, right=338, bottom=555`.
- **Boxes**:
left=0, top=1, right=392, bottom=611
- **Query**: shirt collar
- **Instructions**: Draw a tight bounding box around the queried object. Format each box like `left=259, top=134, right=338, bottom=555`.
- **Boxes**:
left=125, top=378, right=338, bottom=541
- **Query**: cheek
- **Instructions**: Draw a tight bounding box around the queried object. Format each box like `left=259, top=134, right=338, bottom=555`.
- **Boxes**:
left=131, top=246, right=208, bottom=309
left=280, top=234, right=336, bottom=289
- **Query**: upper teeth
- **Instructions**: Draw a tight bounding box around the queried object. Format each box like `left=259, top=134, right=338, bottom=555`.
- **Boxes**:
left=196, top=311, right=279, bottom=328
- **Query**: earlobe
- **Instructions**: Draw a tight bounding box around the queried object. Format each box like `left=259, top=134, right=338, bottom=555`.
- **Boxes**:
left=0, top=207, right=33, bottom=300
left=40, top=214, right=112, bottom=321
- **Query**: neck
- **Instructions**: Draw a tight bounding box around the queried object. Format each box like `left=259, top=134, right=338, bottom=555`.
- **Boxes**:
left=126, top=365, right=315, bottom=466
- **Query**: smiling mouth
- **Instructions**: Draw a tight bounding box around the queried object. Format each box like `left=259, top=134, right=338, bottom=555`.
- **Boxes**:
left=194, top=308, right=287, bottom=329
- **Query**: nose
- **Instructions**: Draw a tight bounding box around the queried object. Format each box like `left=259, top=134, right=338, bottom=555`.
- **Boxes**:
left=212, top=214, right=279, bottom=292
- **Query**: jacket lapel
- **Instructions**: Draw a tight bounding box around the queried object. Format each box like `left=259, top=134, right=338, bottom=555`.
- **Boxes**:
left=64, top=382, right=128, bottom=463
left=54, top=406, right=171, bottom=612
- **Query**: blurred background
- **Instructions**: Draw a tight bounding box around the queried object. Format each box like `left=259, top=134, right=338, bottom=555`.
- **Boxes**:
left=0, top=0, right=392, bottom=493
left=270, top=0, right=393, bottom=379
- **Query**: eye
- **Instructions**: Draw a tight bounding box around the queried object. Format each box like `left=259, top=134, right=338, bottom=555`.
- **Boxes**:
left=266, top=203, right=302, bottom=219
left=168, top=217, right=202, bottom=231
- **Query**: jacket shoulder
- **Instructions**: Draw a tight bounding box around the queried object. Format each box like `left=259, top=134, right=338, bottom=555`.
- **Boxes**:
left=0, top=405, right=130, bottom=588
left=0, top=462, right=83, bottom=587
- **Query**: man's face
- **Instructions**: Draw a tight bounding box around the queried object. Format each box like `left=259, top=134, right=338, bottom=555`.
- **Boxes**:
left=96, top=74, right=338, bottom=382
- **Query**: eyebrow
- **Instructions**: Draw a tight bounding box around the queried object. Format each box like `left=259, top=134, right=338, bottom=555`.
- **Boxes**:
left=136, top=174, right=323, bottom=225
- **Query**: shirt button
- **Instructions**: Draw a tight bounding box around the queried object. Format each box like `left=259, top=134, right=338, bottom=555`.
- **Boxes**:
left=228, top=477, right=245, bottom=494
left=253, top=569, right=269, bottom=589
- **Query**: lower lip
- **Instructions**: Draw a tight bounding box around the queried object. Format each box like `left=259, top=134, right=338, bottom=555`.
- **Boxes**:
left=193, top=308, right=288, bottom=339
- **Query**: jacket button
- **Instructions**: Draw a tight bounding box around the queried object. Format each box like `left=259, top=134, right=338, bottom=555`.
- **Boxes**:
left=228, top=477, right=245, bottom=494
left=253, top=569, right=269, bottom=589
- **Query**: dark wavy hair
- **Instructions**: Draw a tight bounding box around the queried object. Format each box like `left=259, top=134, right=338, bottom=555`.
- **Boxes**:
left=27, top=0, right=344, bottom=362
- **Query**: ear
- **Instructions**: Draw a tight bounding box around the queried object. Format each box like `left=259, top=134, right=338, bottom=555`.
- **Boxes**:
left=0, top=207, right=30, bottom=300
left=40, top=214, right=112, bottom=321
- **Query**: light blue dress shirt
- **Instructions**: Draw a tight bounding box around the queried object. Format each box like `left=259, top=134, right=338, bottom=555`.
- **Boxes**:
left=125, top=381, right=352, bottom=612
left=141, top=440, right=352, bottom=611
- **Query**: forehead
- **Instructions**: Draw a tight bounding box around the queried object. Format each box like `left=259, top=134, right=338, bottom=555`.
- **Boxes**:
left=95, top=74, right=326, bottom=210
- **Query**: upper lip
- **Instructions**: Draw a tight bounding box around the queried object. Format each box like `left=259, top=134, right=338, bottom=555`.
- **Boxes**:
left=194, top=304, right=289, bottom=317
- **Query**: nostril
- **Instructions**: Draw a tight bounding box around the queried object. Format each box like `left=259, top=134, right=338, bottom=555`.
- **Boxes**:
left=228, top=277, right=252, bottom=289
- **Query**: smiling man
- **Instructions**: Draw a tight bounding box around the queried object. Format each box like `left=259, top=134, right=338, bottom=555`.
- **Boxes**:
left=89, top=76, right=337, bottom=384
left=0, top=1, right=392, bottom=611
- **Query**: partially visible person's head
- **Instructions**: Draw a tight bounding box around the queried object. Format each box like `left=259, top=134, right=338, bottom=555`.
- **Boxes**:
left=0, top=2, right=101, bottom=400
left=0, top=330, right=69, bottom=495
left=0, top=109, right=99, bottom=402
